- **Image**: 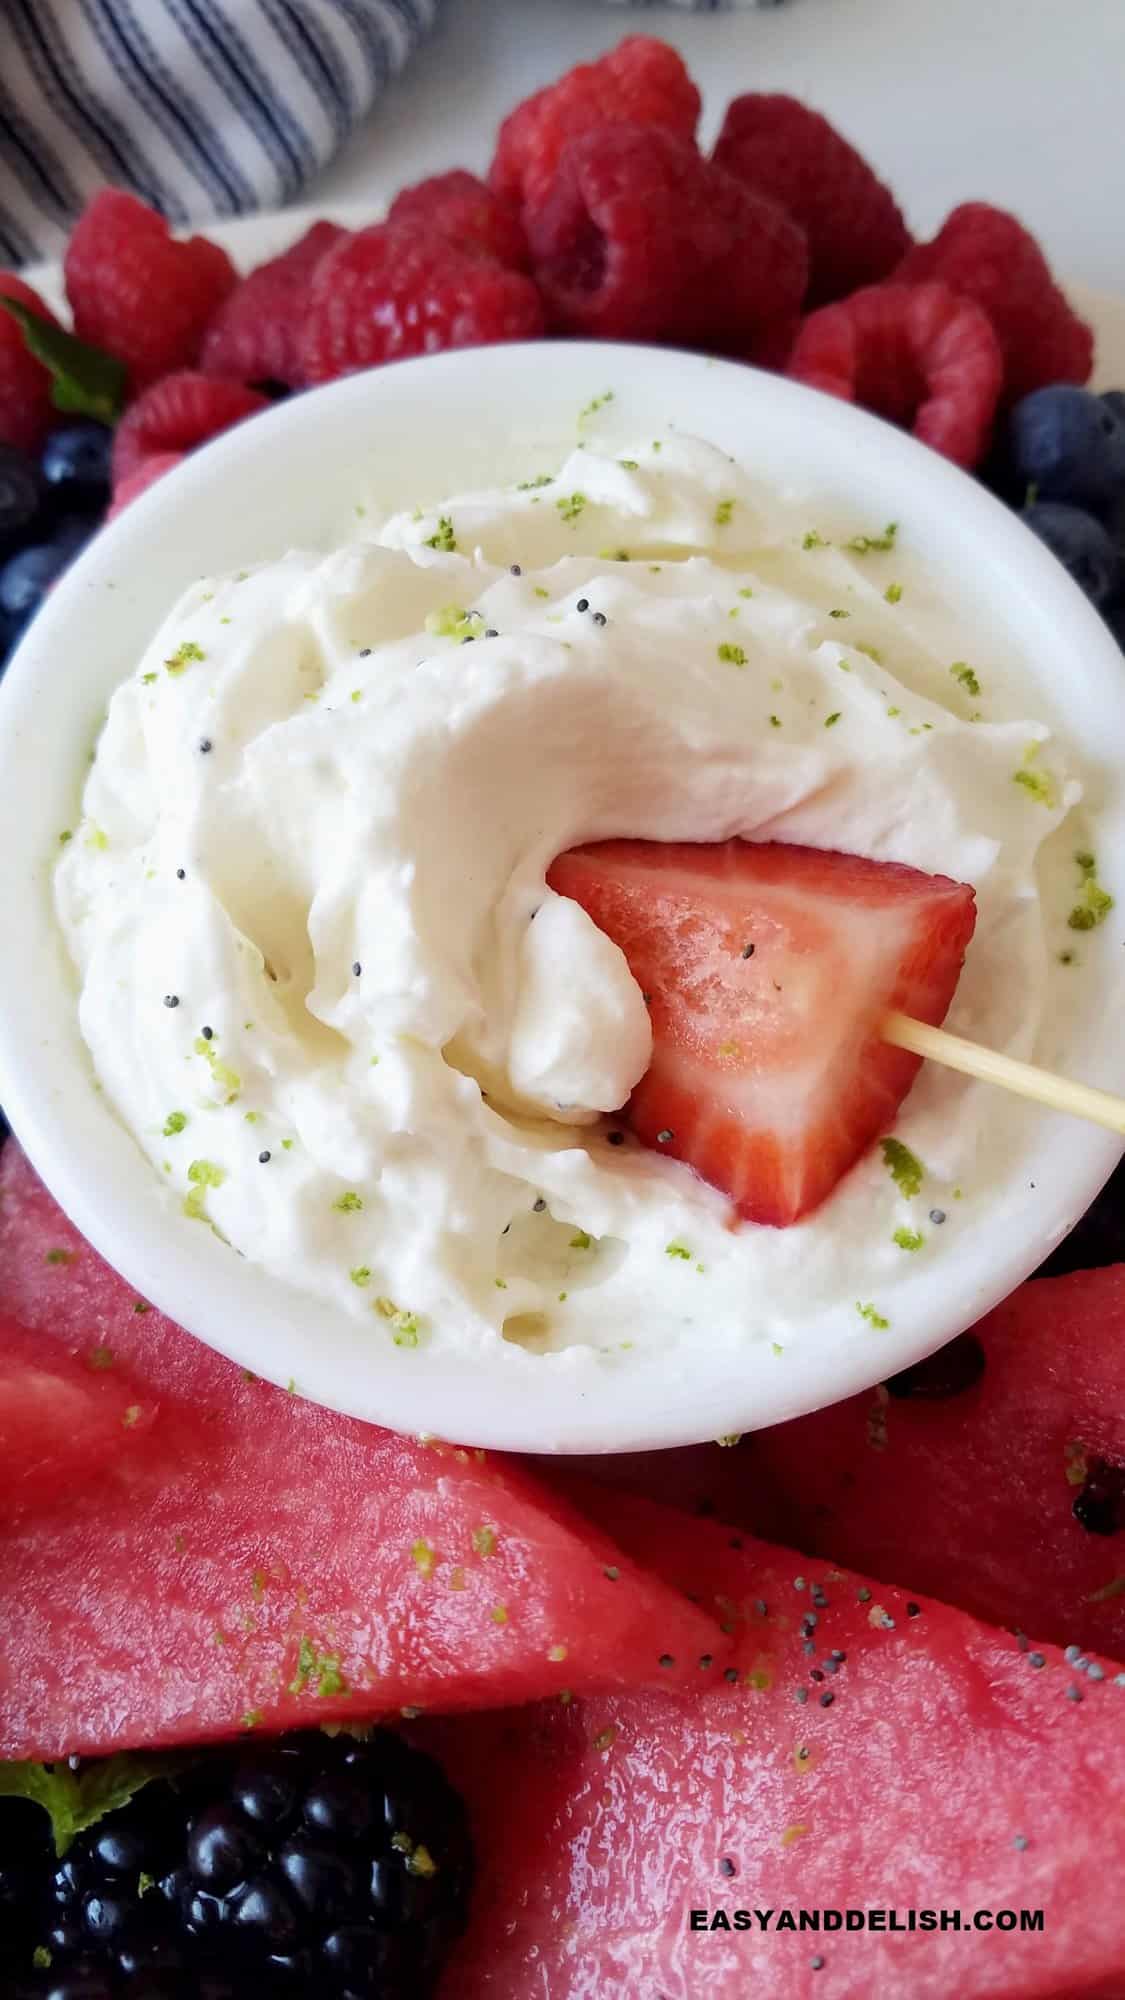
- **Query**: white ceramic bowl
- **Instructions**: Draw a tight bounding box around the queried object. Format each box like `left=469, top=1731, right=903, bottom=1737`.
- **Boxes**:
left=1, top=342, right=1124, bottom=1454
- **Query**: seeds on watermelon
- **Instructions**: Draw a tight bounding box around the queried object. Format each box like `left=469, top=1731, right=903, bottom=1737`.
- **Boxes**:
left=1029, top=1652, right=1046, bottom=1668
left=795, top=1686, right=809, bottom=1704
left=603, top=1565, right=620, bottom=1581
left=811, top=1956, right=826, bottom=1971
left=658, top=1653, right=675, bottom=1669
left=724, top=1667, right=739, bottom=1684
left=819, top=1691, right=835, bottom=1707
left=719, top=1856, right=737, bottom=1876
left=1067, top=1684, right=1084, bottom=1702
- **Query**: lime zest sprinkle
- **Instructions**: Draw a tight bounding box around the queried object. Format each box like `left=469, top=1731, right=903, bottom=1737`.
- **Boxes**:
left=716, top=1434, right=742, bottom=1448
left=718, top=642, right=747, bottom=667
left=423, top=516, right=457, bottom=552
left=425, top=604, right=484, bottom=640
left=881, top=1137, right=924, bottom=1198
left=1069, top=877, right=1114, bottom=931
left=884, top=582, right=903, bottom=603
left=578, top=389, right=614, bottom=421
left=857, top=1302, right=890, bottom=1330
left=824, top=711, right=842, bottom=728
left=829, top=608, right=850, bottom=620
left=333, top=1191, right=363, bottom=1213
left=516, top=474, right=553, bottom=491
left=556, top=492, right=587, bottom=523
left=665, top=1240, right=691, bottom=1260
left=846, top=522, right=897, bottom=554
left=855, top=643, right=882, bottom=664
left=164, top=640, right=205, bottom=675
left=350, top=1265, right=372, bottom=1287
left=412, top=1538, right=436, bottom=1578
left=162, top=1110, right=187, bottom=1136
left=714, top=498, right=734, bottom=527
left=472, top=1526, right=497, bottom=1557
left=893, top=1227, right=925, bottom=1252
left=950, top=661, right=982, bottom=696
left=802, top=530, right=828, bottom=550
left=1013, top=766, right=1056, bottom=808
left=570, top=1229, right=593, bottom=1250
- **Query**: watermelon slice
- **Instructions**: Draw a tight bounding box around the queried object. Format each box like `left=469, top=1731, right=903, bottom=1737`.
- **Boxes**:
left=0, top=1144, right=724, bottom=1759
left=0, top=1311, right=156, bottom=1515
left=736, top=1263, right=1125, bottom=1660
left=547, top=838, right=976, bottom=1225
left=428, top=1492, right=1125, bottom=2000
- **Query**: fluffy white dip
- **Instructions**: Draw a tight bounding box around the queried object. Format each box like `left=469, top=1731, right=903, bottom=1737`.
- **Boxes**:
left=57, top=434, right=1085, bottom=1370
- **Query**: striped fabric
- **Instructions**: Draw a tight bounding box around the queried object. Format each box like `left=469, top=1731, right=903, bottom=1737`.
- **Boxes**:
left=0, top=0, right=439, bottom=263
left=0, top=0, right=793, bottom=265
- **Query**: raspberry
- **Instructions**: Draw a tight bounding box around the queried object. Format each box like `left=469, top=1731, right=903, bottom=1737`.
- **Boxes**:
left=201, top=220, right=346, bottom=388
left=64, top=189, right=237, bottom=392
left=0, top=273, right=59, bottom=453
left=714, top=95, right=910, bottom=308
left=490, top=36, right=700, bottom=218
left=106, top=450, right=185, bottom=520
left=300, top=224, right=544, bottom=383
left=896, top=203, right=1094, bottom=405
left=527, top=125, right=807, bottom=347
left=111, top=373, right=269, bottom=486
left=787, top=280, right=1004, bottom=469
left=387, top=171, right=529, bottom=270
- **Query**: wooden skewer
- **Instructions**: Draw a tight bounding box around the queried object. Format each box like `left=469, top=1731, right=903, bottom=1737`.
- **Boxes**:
left=883, top=1010, right=1125, bottom=1140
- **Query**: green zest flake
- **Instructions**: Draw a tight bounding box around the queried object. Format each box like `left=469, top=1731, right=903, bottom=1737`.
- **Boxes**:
left=855, top=644, right=882, bottom=664
left=771, top=1342, right=784, bottom=1356
left=533, top=586, right=550, bottom=599
left=715, top=1434, right=742, bottom=1448
left=829, top=608, right=850, bottom=620
left=121, top=1404, right=141, bottom=1429
left=738, top=587, right=753, bottom=599
left=183, top=1158, right=225, bottom=1222
left=857, top=1302, right=890, bottom=1330
left=406, top=1843, right=438, bottom=1878
left=578, top=389, right=614, bottom=421
left=599, top=546, right=630, bottom=561
left=570, top=1229, right=593, bottom=1250
left=162, top=1110, right=187, bottom=1137
left=802, top=530, right=828, bottom=550
left=1077, top=850, right=1097, bottom=878
left=769, top=715, right=782, bottom=728
left=1069, top=877, right=1115, bottom=931
left=494, top=1276, right=507, bottom=1288
left=423, top=516, right=457, bottom=552
left=881, top=1136, right=924, bottom=1198
left=164, top=640, right=205, bottom=676
left=244, top=1110, right=260, bottom=1124
left=412, top=1538, right=436, bottom=1577
left=141, top=672, right=157, bottom=685
left=87, top=827, right=108, bottom=852
left=350, top=688, right=362, bottom=703
left=241, top=1709, right=264, bottom=1731
left=333, top=1191, right=363, bottom=1213
left=516, top=474, right=553, bottom=491
left=846, top=522, right=897, bottom=554
left=88, top=1345, right=114, bottom=1371
left=884, top=582, right=903, bottom=603
left=665, top=1240, right=691, bottom=1260
left=714, top=499, right=734, bottom=526
left=33, top=1946, right=52, bottom=1970
left=45, top=1248, right=71, bottom=1266
left=893, top=1227, right=925, bottom=1252
left=58, top=829, right=73, bottom=844
left=618, top=458, right=639, bottom=471
left=424, top=605, right=484, bottom=640
left=350, top=1265, right=372, bottom=1287
left=490, top=1604, right=508, bottom=1625
left=281, top=1138, right=294, bottom=1150
left=375, top=1296, right=422, bottom=1345
left=1013, top=766, right=1057, bottom=808
left=886, top=705, right=901, bottom=719
left=193, top=1037, right=240, bottom=1103
left=824, top=712, right=842, bottom=728
left=950, top=662, right=982, bottom=696
left=287, top=1634, right=343, bottom=1697
left=556, top=492, right=587, bottom=523
left=718, top=642, right=747, bottom=667
left=472, top=1526, right=497, bottom=1557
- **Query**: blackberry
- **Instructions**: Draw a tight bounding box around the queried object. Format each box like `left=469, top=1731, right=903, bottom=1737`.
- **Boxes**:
left=4, top=1728, right=472, bottom=1997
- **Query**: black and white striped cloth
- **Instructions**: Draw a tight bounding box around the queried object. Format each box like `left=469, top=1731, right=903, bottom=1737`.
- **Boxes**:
left=0, top=0, right=789, bottom=265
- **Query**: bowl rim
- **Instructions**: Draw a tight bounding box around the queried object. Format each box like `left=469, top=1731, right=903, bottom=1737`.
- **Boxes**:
left=1, top=338, right=1123, bottom=1454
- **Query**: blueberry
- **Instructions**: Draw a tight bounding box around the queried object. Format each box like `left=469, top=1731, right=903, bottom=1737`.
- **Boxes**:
left=41, top=422, right=113, bottom=511
left=1102, top=389, right=1125, bottom=426
left=0, top=540, right=69, bottom=622
left=0, top=443, right=45, bottom=553
left=1011, top=385, right=1125, bottom=510
left=1022, top=501, right=1121, bottom=608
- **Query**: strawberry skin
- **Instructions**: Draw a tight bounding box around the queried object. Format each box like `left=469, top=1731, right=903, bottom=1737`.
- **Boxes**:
left=547, top=839, right=976, bottom=1226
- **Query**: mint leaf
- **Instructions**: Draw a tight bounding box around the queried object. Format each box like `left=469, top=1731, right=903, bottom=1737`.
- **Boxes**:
left=0, top=297, right=126, bottom=424
left=0, top=1751, right=189, bottom=1856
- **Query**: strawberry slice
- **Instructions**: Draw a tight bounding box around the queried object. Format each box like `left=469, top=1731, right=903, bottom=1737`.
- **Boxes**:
left=547, top=839, right=976, bottom=1226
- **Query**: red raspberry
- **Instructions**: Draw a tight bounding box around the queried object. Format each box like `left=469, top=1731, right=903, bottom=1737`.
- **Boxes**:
left=200, top=221, right=345, bottom=388
left=895, top=202, right=1094, bottom=404
left=787, top=280, right=1003, bottom=469
left=107, top=450, right=185, bottom=520
left=527, top=125, right=807, bottom=347
left=65, top=189, right=237, bottom=391
left=490, top=36, right=700, bottom=218
left=713, top=94, right=910, bottom=307
left=387, top=171, right=528, bottom=270
left=0, top=273, right=60, bottom=452
left=111, top=373, right=269, bottom=485
left=300, top=224, right=544, bottom=383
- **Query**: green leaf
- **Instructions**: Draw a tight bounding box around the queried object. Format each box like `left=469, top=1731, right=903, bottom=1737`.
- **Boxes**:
left=0, top=1751, right=189, bottom=1856
left=0, top=296, right=126, bottom=424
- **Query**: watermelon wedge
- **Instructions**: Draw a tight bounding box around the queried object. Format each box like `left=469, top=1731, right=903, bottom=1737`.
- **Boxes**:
left=428, top=1492, right=1125, bottom=2000
left=0, top=1144, right=724, bottom=1759
left=547, top=838, right=976, bottom=1224
left=735, top=1263, right=1125, bottom=1660
left=0, top=1312, right=156, bottom=1515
